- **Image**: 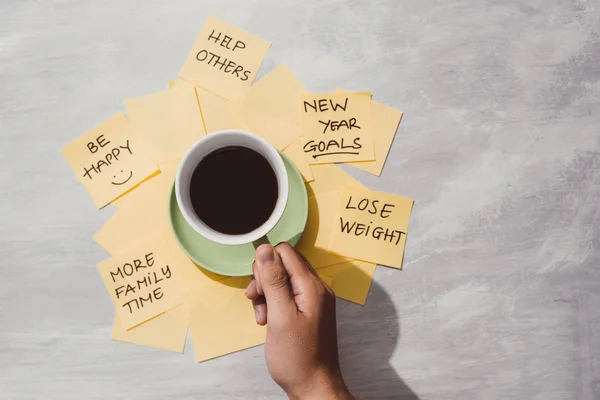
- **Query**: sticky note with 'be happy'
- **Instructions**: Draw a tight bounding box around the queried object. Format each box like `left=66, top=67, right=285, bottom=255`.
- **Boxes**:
left=61, top=113, right=159, bottom=208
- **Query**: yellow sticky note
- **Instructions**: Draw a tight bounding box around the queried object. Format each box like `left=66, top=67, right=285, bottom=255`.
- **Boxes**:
left=125, top=86, right=206, bottom=166
left=61, top=113, right=159, bottom=208
left=184, top=277, right=266, bottom=362
left=300, top=92, right=375, bottom=164
left=110, top=162, right=176, bottom=210
left=196, top=87, right=245, bottom=133
left=317, top=260, right=376, bottom=305
left=298, top=165, right=365, bottom=267
left=111, top=306, right=188, bottom=353
left=328, top=186, right=414, bottom=269
left=168, top=78, right=193, bottom=90
left=282, top=137, right=314, bottom=182
left=179, top=16, right=271, bottom=100
left=318, top=274, right=334, bottom=288
left=232, top=64, right=307, bottom=150
left=94, top=167, right=175, bottom=252
left=296, top=192, right=349, bottom=268
left=306, top=163, right=363, bottom=198
left=168, top=79, right=245, bottom=134
left=344, top=94, right=403, bottom=176
left=97, top=233, right=183, bottom=329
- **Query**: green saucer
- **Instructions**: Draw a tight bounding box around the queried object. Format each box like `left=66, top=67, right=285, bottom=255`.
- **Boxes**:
left=169, top=153, right=308, bottom=276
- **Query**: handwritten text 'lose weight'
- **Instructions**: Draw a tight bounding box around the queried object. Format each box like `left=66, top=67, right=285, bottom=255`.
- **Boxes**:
left=339, top=196, right=405, bottom=245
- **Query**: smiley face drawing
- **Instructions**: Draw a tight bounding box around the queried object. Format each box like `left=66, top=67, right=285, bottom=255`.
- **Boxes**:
left=111, top=170, right=133, bottom=185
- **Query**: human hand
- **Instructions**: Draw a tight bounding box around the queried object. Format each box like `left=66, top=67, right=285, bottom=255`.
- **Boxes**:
left=245, top=243, right=354, bottom=400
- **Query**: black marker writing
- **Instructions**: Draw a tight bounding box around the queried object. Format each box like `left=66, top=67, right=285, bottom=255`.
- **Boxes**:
left=110, top=253, right=155, bottom=282
left=110, top=257, right=173, bottom=315
left=113, top=265, right=172, bottom=300
left=195, top=29, right=250, bottom=82
left=339, top=217, right=405, bottom=245
left=312, top=152, right=359, bottom=158
left=87, top=135, right=111, bottom=154
left=303, top=97, right=348, bottom=113
left=121, top=287, right=164, bottom=314
left=196, top=50, right=252, bottom=81
left=82, top=140, right=133, bottom=180
left=207, top=30, right=246, bottom=52
left=318, top=118, right=360, bottom=134
left=111, top=170, right=133, bottom=186
left=303, top=138, right=362, bottom=159
left=345, top=196, right=395, bottom=218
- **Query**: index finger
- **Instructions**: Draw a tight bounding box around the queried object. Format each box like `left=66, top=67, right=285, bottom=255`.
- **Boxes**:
left=252, top=261, right=264, bottom=296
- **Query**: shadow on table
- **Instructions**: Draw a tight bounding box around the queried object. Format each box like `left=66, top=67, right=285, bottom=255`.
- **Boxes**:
left=337, top=281, right=420, bottom=400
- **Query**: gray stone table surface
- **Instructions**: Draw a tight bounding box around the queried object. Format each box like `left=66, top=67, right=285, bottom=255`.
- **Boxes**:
left=1, top=1, right=599, bottom=399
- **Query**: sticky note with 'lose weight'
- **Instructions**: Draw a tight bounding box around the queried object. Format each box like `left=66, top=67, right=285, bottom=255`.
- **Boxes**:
left=300, top=92, right=375, bottom=164
left=97, top=233, right=182, bottom=330
left=61, top=113, right=159, bottom=208
left=179, top=16, right=271, bottom=100
left=328, top=186, right=414, bottom=269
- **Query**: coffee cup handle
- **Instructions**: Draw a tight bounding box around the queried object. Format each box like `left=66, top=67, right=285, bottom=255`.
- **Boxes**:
left=252, top=235, right=271, bottom=249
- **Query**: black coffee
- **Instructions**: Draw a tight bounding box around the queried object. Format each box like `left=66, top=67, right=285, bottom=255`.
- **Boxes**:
left=189, top=146, right=279, bottom=235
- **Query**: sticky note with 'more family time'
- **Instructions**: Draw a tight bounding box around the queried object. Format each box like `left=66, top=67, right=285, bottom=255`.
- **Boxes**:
left=61, top=113, right=159, bottom=208
left=97, top=233, right=182, bottom=330
left=179, top=16, right=271, bottom=100
left=328, top=186, right=414, bottom=269
left=300, top=92, right=375, bottom=164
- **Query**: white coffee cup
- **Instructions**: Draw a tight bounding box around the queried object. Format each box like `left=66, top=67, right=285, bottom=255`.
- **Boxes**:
left=175, top=130, right=289, bottom=245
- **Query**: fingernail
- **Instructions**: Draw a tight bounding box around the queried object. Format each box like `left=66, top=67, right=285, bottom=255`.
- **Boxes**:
left=254, top=308, right=260, bottom=323
left=257, top=245, right=275, bottom=266
left=255, top=305, right=265, bottom=323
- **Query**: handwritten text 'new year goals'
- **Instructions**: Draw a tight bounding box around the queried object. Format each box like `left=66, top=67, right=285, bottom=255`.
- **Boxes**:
left=302, top=97, right=363, bottom=159
left=109, top=252, right=172, bottom=314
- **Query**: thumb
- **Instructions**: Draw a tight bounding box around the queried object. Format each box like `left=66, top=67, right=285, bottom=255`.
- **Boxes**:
left=255, top=244, right=296, bottom=316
